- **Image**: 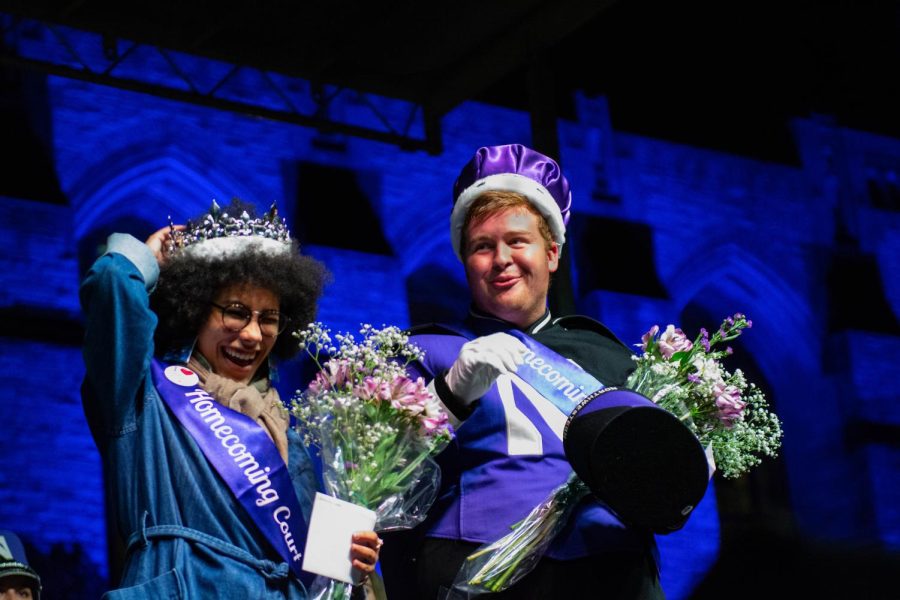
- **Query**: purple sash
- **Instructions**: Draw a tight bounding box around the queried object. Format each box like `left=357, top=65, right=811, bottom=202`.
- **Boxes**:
left=151, top=360, right=311, bottom=583
left=506, top=330, right=608, bottom=416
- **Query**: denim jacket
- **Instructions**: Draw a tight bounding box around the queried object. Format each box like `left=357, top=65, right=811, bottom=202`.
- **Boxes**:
left=80, top=234, right=316, bottom=599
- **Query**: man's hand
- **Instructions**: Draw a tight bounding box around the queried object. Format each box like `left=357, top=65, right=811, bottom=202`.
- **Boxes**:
left=445, top=332, right=529, bottom=403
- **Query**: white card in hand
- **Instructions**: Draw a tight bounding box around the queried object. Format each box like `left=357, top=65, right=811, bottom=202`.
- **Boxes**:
left=302, top=492, right=377, bottom=584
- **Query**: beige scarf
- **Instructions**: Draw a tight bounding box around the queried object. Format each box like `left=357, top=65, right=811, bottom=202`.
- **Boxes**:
left=188, top=356, right=290, bottom=464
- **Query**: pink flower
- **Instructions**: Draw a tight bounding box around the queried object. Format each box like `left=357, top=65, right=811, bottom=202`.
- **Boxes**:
left=307, top=359, right=350, bottom=394
left=375, top=381, right=394, bottom=402
left=421, top=413, right=449, bottom=436
left=353, top=376, right=380, bottom=400
left=389, top=378, right=420, bottom=410
left=714, top=383, right=746, bottom=427
left=638, top=325, right=660, bottom=351
left=658, top=325, right=693, bottom=359
left=307, top=372, right=327, bottom=395
left=390, top=377, right=433, bottom=416
left=309, top=359, right=351, bottom=393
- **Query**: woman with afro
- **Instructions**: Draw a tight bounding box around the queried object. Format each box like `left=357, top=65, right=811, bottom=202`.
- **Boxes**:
left=80, top=200, right=380, bottom=598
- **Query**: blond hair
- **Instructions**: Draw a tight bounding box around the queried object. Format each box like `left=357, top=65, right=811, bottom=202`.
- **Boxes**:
left=461, top=191, right=554, bottom=256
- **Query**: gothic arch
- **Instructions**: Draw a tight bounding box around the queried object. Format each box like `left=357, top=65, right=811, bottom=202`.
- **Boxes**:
left=69, top=142, right=257, bottom=242
left=666, top=242, right=818, bottom=381
left=664, top=242, right=869, bottom=540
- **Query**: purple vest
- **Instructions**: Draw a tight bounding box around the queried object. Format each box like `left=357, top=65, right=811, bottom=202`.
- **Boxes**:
left=410, top=330, right=648, bottom=560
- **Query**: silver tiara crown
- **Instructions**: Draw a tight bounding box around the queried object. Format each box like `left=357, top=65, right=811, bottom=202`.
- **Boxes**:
left=167, top=199, right=292, bottom=257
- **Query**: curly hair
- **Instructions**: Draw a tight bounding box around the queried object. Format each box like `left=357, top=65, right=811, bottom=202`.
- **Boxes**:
left=150, top=200, right=329, bottom=361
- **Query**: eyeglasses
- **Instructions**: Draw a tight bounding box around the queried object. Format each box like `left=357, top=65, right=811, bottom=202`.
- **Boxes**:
left=210, top=302, right=289, bottom=337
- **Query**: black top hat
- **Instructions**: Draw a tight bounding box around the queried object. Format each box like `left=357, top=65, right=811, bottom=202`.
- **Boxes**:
left=563, top=388, right=710, bottom=534
left=0, top=530, right=41, bottom=599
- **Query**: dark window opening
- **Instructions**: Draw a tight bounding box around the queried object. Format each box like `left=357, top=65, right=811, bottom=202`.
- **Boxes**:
left=293, top=162, right=392, bottom=255
left=571, top=216, right=667, bottom=298
left=827, top=252, right=900, bottom=334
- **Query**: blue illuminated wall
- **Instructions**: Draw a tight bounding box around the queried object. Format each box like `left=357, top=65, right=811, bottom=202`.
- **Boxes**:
left=2, top=28, right=899, bottom=599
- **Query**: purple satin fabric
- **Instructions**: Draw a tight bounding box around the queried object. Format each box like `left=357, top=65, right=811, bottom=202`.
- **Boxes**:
left=452, top=144, right=572, bottom=224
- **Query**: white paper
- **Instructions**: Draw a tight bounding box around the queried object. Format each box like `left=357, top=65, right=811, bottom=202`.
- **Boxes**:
left=302, top=492, right=377, bottom=584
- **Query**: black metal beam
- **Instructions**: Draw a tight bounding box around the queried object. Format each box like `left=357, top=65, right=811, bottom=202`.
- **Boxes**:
left=0, top=14, right=442, bottom=153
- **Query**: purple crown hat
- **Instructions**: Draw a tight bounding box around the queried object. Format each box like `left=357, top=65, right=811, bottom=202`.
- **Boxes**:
left=451, top=144, right=572, bottom=260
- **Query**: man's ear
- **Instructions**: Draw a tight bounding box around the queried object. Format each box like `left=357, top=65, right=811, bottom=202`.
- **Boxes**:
left=547, top=242, right=560, bottom=273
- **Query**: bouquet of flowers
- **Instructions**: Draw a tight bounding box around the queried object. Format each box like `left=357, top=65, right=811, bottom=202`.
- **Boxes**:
left=453, top=313, right=783, bottom=595
left=627, top=313, right=782, bottom=477
left=291, top=323, right=453, bottom=600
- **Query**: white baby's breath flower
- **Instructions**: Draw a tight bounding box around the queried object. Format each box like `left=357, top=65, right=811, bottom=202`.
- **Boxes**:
left=691, top=356, right=721, bottom=382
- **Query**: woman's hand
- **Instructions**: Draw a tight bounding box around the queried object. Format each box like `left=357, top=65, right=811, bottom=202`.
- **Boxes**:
left=350, top=530, right=382, bottom=582
left=145, top=225, right=185, bottom=266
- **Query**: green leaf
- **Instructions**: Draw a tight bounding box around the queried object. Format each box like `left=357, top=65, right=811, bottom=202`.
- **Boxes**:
left=670, top=350, right=691, bottom=363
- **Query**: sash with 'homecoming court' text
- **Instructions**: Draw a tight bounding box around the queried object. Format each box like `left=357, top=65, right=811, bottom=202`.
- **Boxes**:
left=151, top=360, right=313, bottom=584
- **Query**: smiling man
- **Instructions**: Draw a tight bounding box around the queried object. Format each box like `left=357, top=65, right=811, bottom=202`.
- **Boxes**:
left=462, top=197, right=558, bottom=327
left=380, top=145, right=665, bottom=599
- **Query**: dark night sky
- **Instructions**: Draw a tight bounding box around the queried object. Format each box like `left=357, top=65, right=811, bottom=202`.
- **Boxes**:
left=2, top=1, right=896, bottom=164
left=482, top=0, right=900, bottom=163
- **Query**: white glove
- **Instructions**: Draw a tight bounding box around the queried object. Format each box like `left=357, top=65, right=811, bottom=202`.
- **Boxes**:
left=444, top=332, right=529, bottom=404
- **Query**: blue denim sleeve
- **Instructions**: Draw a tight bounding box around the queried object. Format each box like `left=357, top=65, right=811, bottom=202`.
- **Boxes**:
left=80, top=234, right=159, bottom=437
